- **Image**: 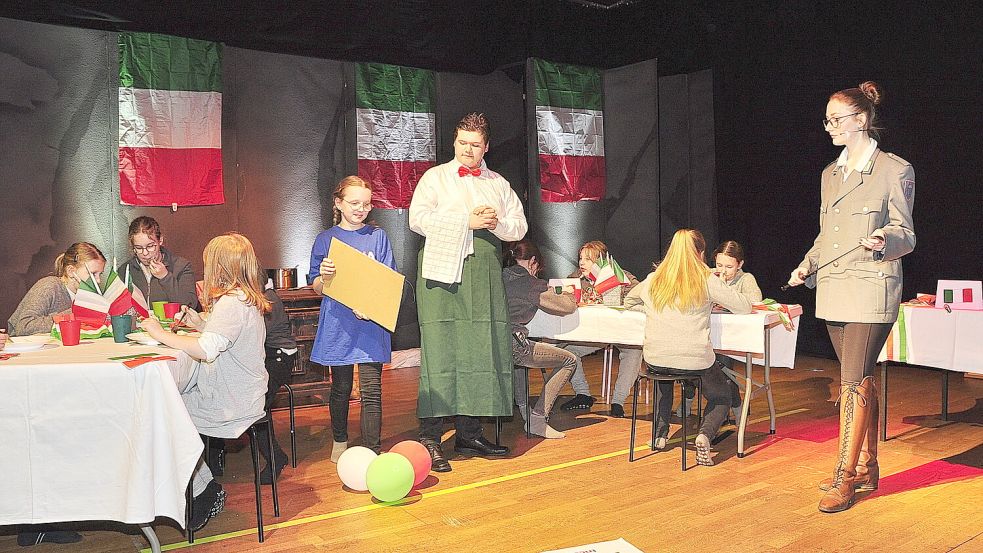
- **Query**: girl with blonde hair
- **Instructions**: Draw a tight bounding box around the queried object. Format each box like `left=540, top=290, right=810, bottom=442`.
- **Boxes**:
left=140, top=232, right=271, bottom=531
left=625, top=229, right=752, bottom=465
left=7, top=242, right=106, bottom=336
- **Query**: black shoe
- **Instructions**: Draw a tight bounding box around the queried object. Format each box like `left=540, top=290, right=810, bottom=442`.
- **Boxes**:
left=259, top=449, right=289, bottom=485
left=189, top=480, right=227, bottom=532
left=420, top=438, right=452, bottom=473
left=17, top=530, right=82, bottom=546
left=609, top=403, right=625, bottom=418
left=454, top=435, right=509, bottom=457
left=560, top=394, right=595, bottom=411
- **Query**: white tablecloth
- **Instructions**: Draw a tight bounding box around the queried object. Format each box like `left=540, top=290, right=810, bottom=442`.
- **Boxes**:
left=526, top=305, right=802, bottom=368
left=0, top=338, right=203, bottom=526
left=878, top=305, right=983, bottom=375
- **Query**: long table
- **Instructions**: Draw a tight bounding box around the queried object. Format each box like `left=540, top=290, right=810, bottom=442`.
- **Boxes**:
left=0, top=338, right=203, bottom=552
left=526, top=304, right=802, bottom=458
left=877, top=305, right=983, bottom=440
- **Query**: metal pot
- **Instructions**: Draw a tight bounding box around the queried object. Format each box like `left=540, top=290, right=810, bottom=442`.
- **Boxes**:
left=267, top=267, right=298, bottom=289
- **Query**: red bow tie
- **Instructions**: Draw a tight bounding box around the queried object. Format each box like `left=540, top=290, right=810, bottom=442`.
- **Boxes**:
left=458, top=165, right=481, bottom=177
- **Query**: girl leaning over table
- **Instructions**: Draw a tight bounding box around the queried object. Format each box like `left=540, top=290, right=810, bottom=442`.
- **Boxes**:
left=7, top=242, right=106, bottom=336
left=624, top=229, right=751, bottom=465
left=787, top=81, right=915, bottom=513
left=139, top=233, right=271, bottom=532
left=502, top=238, right=580, bottom=439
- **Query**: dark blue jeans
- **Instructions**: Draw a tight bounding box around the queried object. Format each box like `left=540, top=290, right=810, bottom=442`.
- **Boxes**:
left=648, top=361, right=732, bottom=441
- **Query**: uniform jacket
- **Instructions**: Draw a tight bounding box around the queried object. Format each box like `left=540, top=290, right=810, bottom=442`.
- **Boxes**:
left=798, top=147, right=915, bottom=323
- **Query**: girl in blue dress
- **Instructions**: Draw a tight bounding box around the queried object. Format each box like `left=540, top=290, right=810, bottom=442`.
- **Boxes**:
left=308, top=176, right=397, bottom=460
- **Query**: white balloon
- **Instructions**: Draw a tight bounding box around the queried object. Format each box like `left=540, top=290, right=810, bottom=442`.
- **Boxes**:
left=336, top=446, right=378, bottom=491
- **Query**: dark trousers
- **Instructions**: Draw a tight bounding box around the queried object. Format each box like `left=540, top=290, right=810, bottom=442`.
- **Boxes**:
left=419, top=415, right=483, bottom=442
left=649, top=361, right=732, bottom=441
left=329, top=363, right=383, bottom=452
left=826, top=322, right=893, bottom=382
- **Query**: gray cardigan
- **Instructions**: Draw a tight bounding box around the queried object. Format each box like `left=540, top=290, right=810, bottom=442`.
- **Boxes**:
left=625, top=273, right=752, bottom=370
left=502, top=265, right=577, bottom=337
left=7, top=276, right=72, bottom=336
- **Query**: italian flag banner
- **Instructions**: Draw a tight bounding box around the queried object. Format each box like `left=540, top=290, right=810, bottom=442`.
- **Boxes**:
left=533, top=58, right=605, bottom=203
left=355, top=62, right=436, bottom=209
left=118, top=32, right=224, bottom=207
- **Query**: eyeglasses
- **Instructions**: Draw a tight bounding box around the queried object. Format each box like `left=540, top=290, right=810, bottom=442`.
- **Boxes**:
left=132, top=242, right=160, bottom=254
left=822, top=112, right=859, bottom=129
left=343, top=200, right=372, bottom=211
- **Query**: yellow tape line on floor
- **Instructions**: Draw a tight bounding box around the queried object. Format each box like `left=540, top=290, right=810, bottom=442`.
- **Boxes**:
left=150, top=408, right=809, bottom=551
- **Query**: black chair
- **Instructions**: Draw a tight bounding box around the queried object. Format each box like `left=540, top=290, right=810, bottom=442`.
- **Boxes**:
left=629, top=373, right=702, bottom=471
left=280, top=383, right=297, bottom=468
left=187, top=414, right=281, bottom=543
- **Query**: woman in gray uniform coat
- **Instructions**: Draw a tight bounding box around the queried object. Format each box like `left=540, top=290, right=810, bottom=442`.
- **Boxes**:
left=788, top=81, right=915, bottom=513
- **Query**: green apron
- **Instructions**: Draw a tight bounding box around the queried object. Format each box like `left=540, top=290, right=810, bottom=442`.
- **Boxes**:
left=416, top=230, right=513, bottom=418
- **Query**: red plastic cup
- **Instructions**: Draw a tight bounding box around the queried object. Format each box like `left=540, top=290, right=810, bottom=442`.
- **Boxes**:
left=163, top=302, right=182, bottom=320
left=58, top=319, right=82, bottom=346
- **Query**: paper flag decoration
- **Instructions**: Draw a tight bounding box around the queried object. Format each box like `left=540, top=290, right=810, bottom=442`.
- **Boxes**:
left=588, top=254, right=629, bottom=296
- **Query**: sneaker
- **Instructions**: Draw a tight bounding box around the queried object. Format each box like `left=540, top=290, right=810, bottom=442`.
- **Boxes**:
left=330, top=440, right=348, bottom=464
left=695, top=433, right=714, bottom=466
left=650, top=436, right=668, bottom=450
left=559, top=394, right=595, bottom=411
left=189, top=480, right=226, bottom=532
left=609, top=403, right=625, bottom=418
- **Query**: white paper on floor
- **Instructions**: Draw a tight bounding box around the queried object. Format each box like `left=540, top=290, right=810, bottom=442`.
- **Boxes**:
left=541, top=538, right=644, bottom=553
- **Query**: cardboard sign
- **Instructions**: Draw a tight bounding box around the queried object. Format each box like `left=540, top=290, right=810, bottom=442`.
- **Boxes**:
left=935, top=280, right=982, bottom=311
left=322, top=237, right=405, bottom=331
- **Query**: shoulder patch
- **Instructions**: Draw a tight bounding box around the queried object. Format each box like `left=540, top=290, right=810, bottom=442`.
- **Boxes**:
left=885, top=152, right=912, bottom=166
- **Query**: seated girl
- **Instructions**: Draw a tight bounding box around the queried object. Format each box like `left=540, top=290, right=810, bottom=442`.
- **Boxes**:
left=140, top=233, right=270, bottom=531
left=624, top=229, right=751, bottom=465
left=7, top=242, right=106, bottom=336
left=503, top=239, right=580, bottom=438
left=559, top=240, right=642, bottom=418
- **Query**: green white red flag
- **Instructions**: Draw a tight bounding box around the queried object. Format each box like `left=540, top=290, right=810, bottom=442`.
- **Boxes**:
left=118, top=32, right=224, bottom=207
left=588, top=254, right=629, bottom=295
left=124, top=265, right=151, bottom=318
left=533, top=58, right=605, bottom=202
left=355, top=62, right=436, bottom=209
left=73, top=275, right=111, bottom=321
left=103, top=260, right=133, bottom=316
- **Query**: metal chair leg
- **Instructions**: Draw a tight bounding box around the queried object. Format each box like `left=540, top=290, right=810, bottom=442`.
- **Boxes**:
left=248, top=426, right=265, bottom=542
left=524, top=368, right=532, bottom=439
left=283, top=383, right=297, bottom=468
left=629, top=376, right=640, bottom=462
left=681, top=380, right=687, bottom=471
left=266, top=419, right=280, bottom=518
left=186, top=469, right=195, bottom=543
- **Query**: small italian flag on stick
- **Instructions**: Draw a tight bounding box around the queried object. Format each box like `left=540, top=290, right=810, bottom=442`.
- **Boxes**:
left=588, top=254, right=629, bottom=296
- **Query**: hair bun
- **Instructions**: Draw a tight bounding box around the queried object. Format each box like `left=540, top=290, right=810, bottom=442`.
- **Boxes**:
left=859, top=81, right=882, bottom=105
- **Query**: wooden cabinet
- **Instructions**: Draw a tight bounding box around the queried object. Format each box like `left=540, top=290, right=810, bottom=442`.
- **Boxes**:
left=275, top=286, right=330, bottom=407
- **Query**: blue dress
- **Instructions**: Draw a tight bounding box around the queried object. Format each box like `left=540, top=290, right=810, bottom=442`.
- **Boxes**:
left=307, top=225, right=398, bottom=365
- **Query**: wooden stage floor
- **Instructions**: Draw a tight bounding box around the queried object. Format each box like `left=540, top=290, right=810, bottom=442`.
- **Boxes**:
left=2, top=353, right=981, bottom=552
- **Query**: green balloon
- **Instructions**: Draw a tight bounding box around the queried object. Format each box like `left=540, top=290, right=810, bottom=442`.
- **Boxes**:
left=366, top=452, right=415, bottom=502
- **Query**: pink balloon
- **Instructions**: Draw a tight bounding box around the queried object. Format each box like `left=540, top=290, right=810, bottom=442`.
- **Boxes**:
left=389, top=440, right=431, bottom=487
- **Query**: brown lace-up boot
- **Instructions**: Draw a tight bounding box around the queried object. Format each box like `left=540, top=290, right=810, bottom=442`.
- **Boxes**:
left=819, top=377, right=879, bottom=492
left=819, top=377, right=873, bottom=513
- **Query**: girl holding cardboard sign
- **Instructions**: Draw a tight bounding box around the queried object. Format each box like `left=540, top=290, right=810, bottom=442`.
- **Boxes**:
left=308, top=176, right=397, bottom=460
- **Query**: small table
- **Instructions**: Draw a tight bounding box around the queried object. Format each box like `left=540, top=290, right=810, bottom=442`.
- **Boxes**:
left=0, top=338, right=203, bottom=552
left=877, top=305, right=983, bottom=440
left=527, top=305, right=802, bottom=457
